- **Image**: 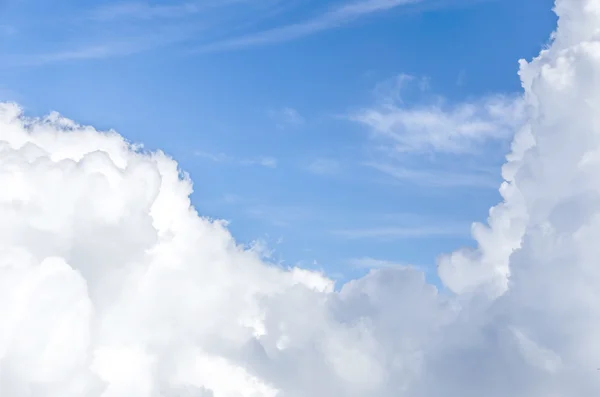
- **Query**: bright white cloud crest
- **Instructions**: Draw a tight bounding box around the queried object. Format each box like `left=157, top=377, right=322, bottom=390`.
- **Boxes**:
left=2, top=0, right=600, bottom=395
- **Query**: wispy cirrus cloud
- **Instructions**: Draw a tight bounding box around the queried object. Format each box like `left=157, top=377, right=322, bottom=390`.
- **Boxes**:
left=347, top=73, right=525, bottom=189
left=197, top=0, right=421, bottom=52
left=364, top=162, right=500, bottom=188
left=87, top=0, right=269, bottom=21
left=352, top=95, right=524, bottom=154
left=3, top=0, right=422, bottom=65
left=331, top=224, right=467, bottom=240
left=89, top=2, right=202, bottom=21
left=5, top=22, right=202, bottom=66
left=194, top=150, right=277, bottom=168
left=348, top=257, right=413, bottom=269
left=350, top=73, right=524, bottom=154
left=2, top=0, right=263, bottom=65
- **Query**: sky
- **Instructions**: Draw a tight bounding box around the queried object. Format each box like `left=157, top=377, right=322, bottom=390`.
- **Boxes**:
left=0, top=0, right=556, bottom=283
left=5, top=0, right=600, bottom=396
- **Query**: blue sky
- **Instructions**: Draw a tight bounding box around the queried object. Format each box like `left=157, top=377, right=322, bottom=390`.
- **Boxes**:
left=0, top=0, right=556, bottom=284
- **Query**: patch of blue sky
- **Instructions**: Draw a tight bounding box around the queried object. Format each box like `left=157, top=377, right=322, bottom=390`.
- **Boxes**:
left=0, top=0, right=556, bottom=285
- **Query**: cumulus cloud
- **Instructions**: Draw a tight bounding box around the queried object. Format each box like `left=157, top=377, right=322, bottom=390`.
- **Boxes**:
left=3, top=1, right=600, bottom=396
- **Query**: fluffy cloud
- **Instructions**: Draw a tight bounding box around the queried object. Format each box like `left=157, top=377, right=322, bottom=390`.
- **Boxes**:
left=2, top=1, right=600, bottom=396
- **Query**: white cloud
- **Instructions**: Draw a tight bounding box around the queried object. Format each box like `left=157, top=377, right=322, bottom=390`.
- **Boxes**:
left=351, top=89, right=524, bottom=154
left=197, top=0, right=420, bottom=51
left=89, top=0, right=261, bottom=22
left=193, top=150, right=231, bottom=162
left=349, top=75, right=524, bottom=188
left=4, top=2, right=217, bottom=65
left=6, top=0, right=418, bottom=65
left=332, top=224, right=467, bottom=240
left=348, top=257, right=413, bottom=269
left=371, top=73, right=430, bottom=105
left=8, top=26, right=199, bottom=65
left=194, top=150, right=277, bottom=168
left=90, top=2, right=202, bottom=21
left=241, top=156, right=278, bottom=168
left=3, top=2, right=600, bottom=395
left=364, top=162, right=500, bottom=188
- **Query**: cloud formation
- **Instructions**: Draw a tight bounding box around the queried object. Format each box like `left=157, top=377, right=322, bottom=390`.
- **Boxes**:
left=349, top=74, right=524, bottom=188
left=90, top=2, right=202, bottom=21
left=2, top=2, right=600, bottom=396
left=348, top=257, right=415, bottom=269
left=364, top=161, right=500, bottom=188
left=6, top=0, right=420, bottom=64
left=194, top=150, right=277, bottom=168
left=198, top=0, right=420, bottom=52
left=352, top=92, right=524, bottom=154
left=332, top=224, right=467, bottom=240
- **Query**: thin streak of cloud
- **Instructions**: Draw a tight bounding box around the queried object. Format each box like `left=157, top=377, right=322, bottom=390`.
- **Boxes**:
left=346, top=73, right=521, bottom=190
left=194, top=150, right=277, bottom=168
left=197, top=0, right=420, bottom=52
left=7, top=25, right=199, bottom=66
left=24, top=45, right=120, bottom=64
left=331, top=224, right=467, bottom=240
left=90, top=2, right=202, bottom=21
left=193, top=151, right=232, bottom=163
left=241, top=157, right=278, bottom=168
left=2, top=0, right=488, bottom=65
left=348, top=257, right=413, bottom=269
left=365, top=162, right=500, bottom=188
left=348, top=257, right=434, bottom=279
left=350, top=92, right=525, bottom=155
left=88, top=0, right=258, bottom=21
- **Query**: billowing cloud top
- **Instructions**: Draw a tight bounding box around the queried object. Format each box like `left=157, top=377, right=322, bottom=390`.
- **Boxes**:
left=2, top=0, right=600, bottom=395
